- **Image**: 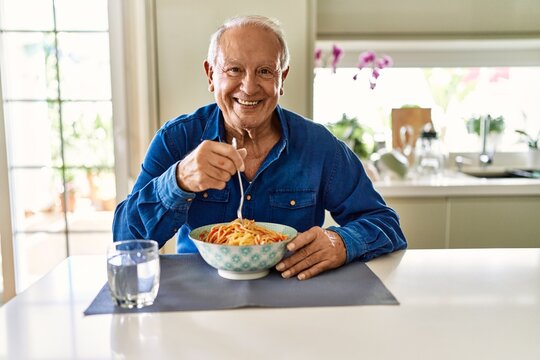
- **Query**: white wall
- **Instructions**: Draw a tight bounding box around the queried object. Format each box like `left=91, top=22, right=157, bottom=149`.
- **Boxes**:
left=154, top=0, right=315, bottom=122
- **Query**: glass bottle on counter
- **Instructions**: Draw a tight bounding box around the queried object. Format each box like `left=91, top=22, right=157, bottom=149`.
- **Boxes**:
left=414, top=123, right=446, bottom=176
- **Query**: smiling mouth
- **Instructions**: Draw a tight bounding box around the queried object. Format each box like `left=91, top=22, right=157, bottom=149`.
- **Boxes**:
left=235, top=98, right=261, bottom=106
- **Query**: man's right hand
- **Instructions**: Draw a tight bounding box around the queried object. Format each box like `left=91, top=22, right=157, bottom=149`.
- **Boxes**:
left=176, top=140, right=247, bottom=192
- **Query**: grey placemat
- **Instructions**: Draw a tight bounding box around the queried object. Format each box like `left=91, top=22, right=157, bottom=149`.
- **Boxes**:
left=84, top=254, right=398, bottom=315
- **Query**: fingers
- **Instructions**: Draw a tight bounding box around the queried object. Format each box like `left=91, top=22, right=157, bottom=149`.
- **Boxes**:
left=206, top=141, right=246, bottom=174
left=291, top=260, right=334, bottom=281
left=276, top=227, right=347, bottom=280
left=286, top=227, right=317, bottom=252
left=176, top=140, right=246, bottom=192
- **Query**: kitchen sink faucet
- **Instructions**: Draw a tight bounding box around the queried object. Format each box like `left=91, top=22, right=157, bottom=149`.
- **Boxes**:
left=479, top=115, right=492, bottom=167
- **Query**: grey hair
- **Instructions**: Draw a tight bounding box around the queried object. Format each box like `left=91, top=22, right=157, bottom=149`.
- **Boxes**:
left=207, top=15, right=290, bottom=71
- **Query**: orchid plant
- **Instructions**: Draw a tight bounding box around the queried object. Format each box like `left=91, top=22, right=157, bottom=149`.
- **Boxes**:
left=314, top=44, right=343, bottom=73
left=314, top=45, right=393, bottom=89
left=353, top=50, right=393, bottom=89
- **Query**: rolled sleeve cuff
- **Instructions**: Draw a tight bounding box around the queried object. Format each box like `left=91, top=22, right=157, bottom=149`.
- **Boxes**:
left=327, top=225, right=368, bottom=263
left=156, top=163, right=196, bottom=211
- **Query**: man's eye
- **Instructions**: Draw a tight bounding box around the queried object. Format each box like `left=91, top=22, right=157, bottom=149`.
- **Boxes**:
left=227, top=67, right=242, bottom=76
left=258, top=68, right=275, bottom=79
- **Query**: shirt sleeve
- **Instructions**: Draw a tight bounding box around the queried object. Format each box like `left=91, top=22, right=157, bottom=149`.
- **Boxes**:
left=323, top=139, right=407, bottom=262
left=112, top=128, right=195, bottom=247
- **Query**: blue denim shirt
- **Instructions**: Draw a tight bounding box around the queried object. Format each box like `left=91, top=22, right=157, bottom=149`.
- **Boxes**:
left=113, top=103, right=406, bottom=263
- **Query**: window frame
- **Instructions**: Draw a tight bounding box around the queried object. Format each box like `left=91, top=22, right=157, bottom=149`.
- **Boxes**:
left=316, top=39, right=540, bottom=68
left=0, top=0, right=117, bottom=298
left=314, top=38, right=540, bottom=155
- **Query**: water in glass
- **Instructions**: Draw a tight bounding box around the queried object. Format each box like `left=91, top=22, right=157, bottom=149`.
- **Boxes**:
left=107, top=240, right=160, bottom=309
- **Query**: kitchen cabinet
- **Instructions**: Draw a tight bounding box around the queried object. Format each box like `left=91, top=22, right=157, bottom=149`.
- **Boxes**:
left=384, top=195, right=540, bottom=249
left=324, top=197, right=448, bottom=248
left=448, top=196, right=540, bottom=248
left=385, top=197, right=447, bottom=249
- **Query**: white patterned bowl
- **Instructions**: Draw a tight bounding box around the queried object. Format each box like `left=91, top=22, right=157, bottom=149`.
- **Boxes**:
left=189, top=222, right=297, bottom=280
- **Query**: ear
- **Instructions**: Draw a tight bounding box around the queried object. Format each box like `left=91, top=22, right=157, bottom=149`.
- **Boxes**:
left=279, top=66, right=290, bottom=95
left=281, top=66, right=290, bottom=83
left=204, top=60, right=215, bottom=92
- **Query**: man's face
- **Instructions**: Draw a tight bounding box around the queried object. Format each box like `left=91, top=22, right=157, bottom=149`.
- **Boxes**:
left=204, top=25, right=289, bottom=131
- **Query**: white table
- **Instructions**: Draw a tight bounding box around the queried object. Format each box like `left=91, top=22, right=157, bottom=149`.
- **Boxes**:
left=1, top=249, right=539, bottom=360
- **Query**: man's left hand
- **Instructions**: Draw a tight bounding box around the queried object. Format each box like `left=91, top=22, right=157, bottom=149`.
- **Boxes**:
left=275, top=227, right=346, bottom=280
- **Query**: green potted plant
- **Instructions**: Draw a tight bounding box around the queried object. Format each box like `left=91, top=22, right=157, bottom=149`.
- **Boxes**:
left=515, top=129, right=539, bottom=150
left=465, top=114, right=505, bottom=136
left=327, top=114, right=381, bottom=180
left=515, top=129, right=540, bottom=168
left=465, top=114, right=505, bottom=156
left=327, top=113, right=374, bottom=159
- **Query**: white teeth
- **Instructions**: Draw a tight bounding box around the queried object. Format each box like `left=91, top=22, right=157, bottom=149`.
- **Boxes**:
left=237, top=99, right=259, bottom=106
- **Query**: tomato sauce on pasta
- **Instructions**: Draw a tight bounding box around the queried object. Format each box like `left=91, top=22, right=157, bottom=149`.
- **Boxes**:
left=199, top=219, right=288, bottom=246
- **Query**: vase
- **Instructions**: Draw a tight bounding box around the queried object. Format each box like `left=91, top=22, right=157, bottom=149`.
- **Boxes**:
left=527, top=149, right=540, bottom=169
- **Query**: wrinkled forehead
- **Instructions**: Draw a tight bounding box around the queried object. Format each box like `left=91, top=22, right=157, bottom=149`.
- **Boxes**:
left=217, top=25, right=282, bottom=67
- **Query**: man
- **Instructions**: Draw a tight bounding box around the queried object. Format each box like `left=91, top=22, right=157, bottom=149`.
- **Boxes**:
left=113, top=15, right=406, bottom=280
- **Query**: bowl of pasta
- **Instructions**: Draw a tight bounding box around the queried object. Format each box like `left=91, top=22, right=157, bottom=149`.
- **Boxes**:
left=189, top=219, right=297, bottom=280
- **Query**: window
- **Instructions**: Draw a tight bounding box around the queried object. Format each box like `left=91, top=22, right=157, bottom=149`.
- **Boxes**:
left=0, top=0, right=115, bottom=293
left=314, top=40, right=540, bottom=154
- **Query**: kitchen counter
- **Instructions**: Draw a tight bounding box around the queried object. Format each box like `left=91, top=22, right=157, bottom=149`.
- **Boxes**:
left=1, top=249, right=539, bottom=359
left=366, top=170, right=540, bottom=249
left=375, top=171, right=540, bottom=197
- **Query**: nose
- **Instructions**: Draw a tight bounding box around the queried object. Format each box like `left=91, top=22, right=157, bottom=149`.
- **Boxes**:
left=240, top=71, right=259, bottom=95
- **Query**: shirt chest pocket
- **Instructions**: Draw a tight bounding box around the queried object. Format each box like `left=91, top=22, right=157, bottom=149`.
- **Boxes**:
left=189, top=189, right=230, bottom=228
left=269, top=189, right=316, bottom=227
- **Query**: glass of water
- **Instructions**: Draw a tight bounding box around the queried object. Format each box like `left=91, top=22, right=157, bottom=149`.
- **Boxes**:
left=107, top=240, right=160, bottom=309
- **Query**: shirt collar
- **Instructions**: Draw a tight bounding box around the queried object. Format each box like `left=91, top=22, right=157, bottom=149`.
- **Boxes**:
left=199, top=103, right=290, bottom=154
left=200, top=104, right=223, bottom=142
left=275, top=105, right=290, bottom=154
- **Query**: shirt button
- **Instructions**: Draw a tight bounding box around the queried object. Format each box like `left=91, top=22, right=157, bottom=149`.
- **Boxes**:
left=246, top=195, right=252, bottom=201
left=203, top=192, right=208, bottom=198
left=186, top=198, right=193, bottom=202
left=290, top=200, right=296, bottom=206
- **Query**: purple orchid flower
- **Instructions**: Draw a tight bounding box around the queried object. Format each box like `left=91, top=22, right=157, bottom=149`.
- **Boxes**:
left=314, top=48, right=323, bottom=68
left=357, top=51, right=376, bottom=69
left=376, top=55, right=393, bottom=69
left=352, top=50, right=393, bottom=89
left=331, top=44, right=344, bottom=73
left=315, top=48, right=322, bottom=60
left=317, top=45, right=392, bottom=90
left=315, top=48, right=322, bottom=61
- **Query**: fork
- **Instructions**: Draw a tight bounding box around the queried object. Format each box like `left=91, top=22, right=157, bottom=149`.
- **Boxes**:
left=231, top=138, right=244, bottom=220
